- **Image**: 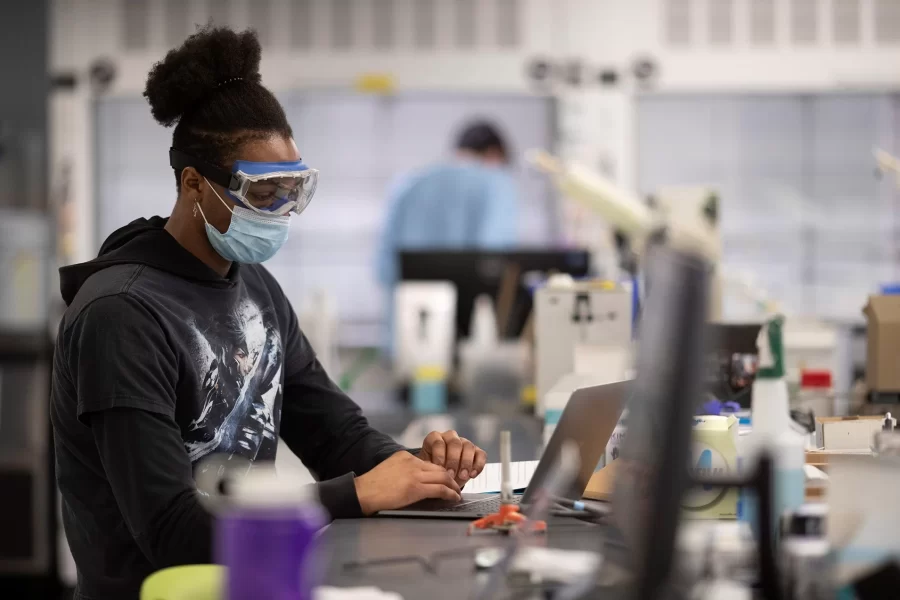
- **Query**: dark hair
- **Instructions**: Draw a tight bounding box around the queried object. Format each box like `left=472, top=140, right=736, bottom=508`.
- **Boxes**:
left=143, top=26, right=293, bottom=190
left=455, top=121, right=508, bottom=161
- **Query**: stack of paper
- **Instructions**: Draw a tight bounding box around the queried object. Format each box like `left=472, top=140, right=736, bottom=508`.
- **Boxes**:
left=463, top=460, right=539, bottom=494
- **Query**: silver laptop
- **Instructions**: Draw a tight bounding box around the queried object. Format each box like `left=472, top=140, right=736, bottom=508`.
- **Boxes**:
left=378, top=380, right=628, bottom=519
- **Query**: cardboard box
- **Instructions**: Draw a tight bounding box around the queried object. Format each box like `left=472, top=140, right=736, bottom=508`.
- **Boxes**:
left=863, top=295, right=900, bottom=392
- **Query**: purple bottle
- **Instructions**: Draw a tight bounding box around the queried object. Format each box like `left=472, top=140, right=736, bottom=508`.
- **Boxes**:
left=215, top=469, right=328, bottom=600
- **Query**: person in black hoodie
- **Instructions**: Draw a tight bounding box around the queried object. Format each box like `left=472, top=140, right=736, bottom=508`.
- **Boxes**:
left=51, top=26, right=487, bottom=600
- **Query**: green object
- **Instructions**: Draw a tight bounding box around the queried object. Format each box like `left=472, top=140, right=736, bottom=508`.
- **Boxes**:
left=756, top=315, right=785, bottom=380
left=140, top=565, right=223, bottom=600
left=338, top=347, right=379, bottom=392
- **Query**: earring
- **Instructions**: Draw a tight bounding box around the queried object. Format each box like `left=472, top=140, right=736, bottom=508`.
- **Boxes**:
left=193, top=202, right=199, bottom=218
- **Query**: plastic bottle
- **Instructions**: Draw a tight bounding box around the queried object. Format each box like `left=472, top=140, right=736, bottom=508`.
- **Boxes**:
left=795, top=369, right=834, bottom=419
left=739, top=315, right=806, bottom=538
left=216, top=467, right=327, bottom=600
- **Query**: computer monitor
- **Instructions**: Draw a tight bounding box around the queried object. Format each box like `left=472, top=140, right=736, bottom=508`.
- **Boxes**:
left=398, top=249, right=591, bottom=339
left=612, top=247, right=711, bottom=600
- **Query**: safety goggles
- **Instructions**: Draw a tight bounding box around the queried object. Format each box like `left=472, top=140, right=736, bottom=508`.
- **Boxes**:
left=170, top=148, right=319, bottom=216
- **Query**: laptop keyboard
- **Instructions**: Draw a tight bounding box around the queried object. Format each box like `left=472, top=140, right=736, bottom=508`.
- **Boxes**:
left=437, top=495, right=521, bottom=513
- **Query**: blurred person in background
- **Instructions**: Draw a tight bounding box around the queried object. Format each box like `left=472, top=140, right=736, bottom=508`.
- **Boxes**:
left=376, top=121, right=519, bottom=352
left=50, top=27, right=486, bottom=600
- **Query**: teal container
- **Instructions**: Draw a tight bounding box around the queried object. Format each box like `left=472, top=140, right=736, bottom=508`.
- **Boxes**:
left=411, top=366, right=447, bottom=414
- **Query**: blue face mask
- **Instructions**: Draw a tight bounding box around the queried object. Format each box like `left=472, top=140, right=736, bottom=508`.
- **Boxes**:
left=197, top=179, right=291, bottom=264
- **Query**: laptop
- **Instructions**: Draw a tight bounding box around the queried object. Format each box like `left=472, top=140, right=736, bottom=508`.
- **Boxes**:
left=378, top=380, right=628, bottom=519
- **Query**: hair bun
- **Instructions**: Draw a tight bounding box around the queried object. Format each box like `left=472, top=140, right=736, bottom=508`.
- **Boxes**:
left=144, top=26, right=263, bottom=127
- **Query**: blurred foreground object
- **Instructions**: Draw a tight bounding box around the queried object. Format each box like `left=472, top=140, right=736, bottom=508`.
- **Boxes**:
left=828, top=455, right=900, bottom=590
left=196, top=458, right=327, bottom=600
left=612, top=246, right=711, bottom=600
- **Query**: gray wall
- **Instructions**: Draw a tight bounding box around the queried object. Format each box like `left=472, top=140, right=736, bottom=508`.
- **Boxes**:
left=637, top=93, right=900, bottom=322
left=0, top=1, right=48, bottom=210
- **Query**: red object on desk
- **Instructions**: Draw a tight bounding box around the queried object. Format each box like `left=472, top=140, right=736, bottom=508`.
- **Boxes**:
left=467, top=504, right=547, bottom=535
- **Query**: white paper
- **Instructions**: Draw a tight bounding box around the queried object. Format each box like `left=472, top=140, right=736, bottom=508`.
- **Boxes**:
left=315, top=586, right=403, bottom=600
left=463, top=460, right=539, bottom=494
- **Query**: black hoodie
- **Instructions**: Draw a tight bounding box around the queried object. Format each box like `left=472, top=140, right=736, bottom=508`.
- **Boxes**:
left=51, top=217, right=405, bottom=600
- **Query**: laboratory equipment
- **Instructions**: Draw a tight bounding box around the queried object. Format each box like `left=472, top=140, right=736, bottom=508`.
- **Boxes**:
left=534, top=275, right=632, bottom=415
left=529, top=150, right=723, bottom=320
left=795, top=370, right=834, bottom=419
left=398, top=249, right=590, bottom=340
left=392, top=282, right=456, bottom=382
left=741, top=316, right=806, bottom=538
left=467, top=431, right=546, bottom=535
left=472, top=440, right=582, bottom=600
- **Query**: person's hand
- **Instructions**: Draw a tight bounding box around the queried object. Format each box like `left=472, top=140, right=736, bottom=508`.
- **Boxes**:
left=353, top=451, right=461, bottom=516
left=419, top=430, right=488, bottom=488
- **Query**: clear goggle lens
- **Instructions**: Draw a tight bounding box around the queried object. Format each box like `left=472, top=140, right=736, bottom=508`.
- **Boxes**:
left=231, top=169, right=319, bottom=216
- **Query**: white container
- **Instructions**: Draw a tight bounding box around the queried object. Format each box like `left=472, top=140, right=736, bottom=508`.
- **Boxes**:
left=393, top=282, right=456, bottom=382
left=793, top=369, right=834, bottom=419
left=534, top=278, right=632, bottom=416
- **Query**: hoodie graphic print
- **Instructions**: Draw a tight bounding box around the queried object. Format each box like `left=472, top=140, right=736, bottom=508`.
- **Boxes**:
left=185, top=297, right=282, bottom=463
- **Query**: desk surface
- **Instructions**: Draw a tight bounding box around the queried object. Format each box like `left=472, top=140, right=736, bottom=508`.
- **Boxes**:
left=320, top=516, right=632, bottom=599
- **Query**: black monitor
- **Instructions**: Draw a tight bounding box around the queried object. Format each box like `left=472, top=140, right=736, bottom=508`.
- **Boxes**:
left=612, top=247, right=711, bottom=600
left=398, top=249, right=591, bottom=339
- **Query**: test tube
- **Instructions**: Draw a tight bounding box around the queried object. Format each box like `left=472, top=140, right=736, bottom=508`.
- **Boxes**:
left=500, top=430, right=511, bottom=503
